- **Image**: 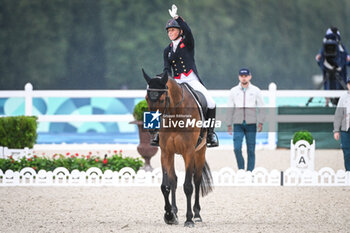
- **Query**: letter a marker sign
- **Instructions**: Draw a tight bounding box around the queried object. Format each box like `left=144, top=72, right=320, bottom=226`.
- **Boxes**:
left=290, top=140, right=315, bottom=171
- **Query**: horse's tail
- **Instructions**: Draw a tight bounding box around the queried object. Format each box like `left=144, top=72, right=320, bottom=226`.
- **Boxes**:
left=200, top=161, right=213, bottom=197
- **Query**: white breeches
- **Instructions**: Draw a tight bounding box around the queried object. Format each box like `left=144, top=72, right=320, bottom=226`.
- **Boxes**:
left=175, top=72, right=216, bottom=109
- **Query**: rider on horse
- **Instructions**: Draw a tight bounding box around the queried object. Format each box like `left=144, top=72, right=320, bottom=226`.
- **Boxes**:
left=151, top=4, right=219, bottom=148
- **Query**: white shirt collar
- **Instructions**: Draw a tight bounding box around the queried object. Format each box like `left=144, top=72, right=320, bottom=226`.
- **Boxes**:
left=172, top=37, right=182, bottom=52
left=239, top=82, right=250, bottom=90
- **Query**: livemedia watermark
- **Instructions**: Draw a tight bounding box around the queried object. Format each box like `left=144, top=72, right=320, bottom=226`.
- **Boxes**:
left=143, top=110, right=221, bottom=130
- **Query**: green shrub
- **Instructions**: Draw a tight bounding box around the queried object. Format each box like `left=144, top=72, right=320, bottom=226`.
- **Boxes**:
left=0, top=152, right=144, bottom=172
left=292, top=130, right=314, bottom=145
left=133, top=99, right=149, bottom=121
left=0, top=116, right=38, bottom=148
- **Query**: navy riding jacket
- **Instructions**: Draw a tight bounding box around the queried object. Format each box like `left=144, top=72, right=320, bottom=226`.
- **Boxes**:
left=163, top=17, right=204, bottom=86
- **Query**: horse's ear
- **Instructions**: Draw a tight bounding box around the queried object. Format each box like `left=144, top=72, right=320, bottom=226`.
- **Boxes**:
left=160, top=71, right=168, bottom=86
left=142, top=68, right=151, bottom=84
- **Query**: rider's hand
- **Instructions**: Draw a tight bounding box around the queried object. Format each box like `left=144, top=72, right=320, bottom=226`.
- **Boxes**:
left=315, top=54, right=321, bottom=61
left=168, top=4, right=178, bottom=18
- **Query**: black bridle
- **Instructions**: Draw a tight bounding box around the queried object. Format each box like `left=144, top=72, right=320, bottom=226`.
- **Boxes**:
left=147, top=87, right=170, bottom=115
left=147, top=84, right=184, bottom=115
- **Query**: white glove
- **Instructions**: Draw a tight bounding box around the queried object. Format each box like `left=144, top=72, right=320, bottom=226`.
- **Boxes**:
left=168, top=4, right=178, bottom=18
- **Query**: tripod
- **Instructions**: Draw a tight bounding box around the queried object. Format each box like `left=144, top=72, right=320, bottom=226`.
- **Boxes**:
left=306, top=70, right=347, bottom=106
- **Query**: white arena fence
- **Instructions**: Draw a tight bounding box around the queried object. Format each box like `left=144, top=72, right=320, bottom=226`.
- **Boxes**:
left=0, top=167, right=349, bottom=187
left=0, top=83, right=347, bottom=149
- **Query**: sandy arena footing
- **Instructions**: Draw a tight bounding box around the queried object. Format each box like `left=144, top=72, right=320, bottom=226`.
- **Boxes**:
left=0, top=186, right=349, bottom=232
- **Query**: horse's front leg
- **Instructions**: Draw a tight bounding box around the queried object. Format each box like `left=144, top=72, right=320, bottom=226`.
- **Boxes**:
left=161, top=152, right=178, bottom=225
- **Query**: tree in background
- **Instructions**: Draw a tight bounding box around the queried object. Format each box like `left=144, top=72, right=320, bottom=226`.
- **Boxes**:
left=66, top=0, right=106, bottom=89
left=0, top=1, right=70, bottom=89
left=0, top=0, right=349, bottom=90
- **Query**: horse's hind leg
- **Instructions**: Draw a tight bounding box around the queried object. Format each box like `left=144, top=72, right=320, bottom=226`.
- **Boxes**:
left=171, top=172, right=178, bottom=216
left=193, top=149, right=205, bottom=222
left=183, top=153, right=195, bottom=227
left=193, top=169, right=202, bottom=222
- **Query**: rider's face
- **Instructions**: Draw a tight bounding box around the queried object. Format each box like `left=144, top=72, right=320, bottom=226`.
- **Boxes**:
left=167, top=28, right=181, bottom=41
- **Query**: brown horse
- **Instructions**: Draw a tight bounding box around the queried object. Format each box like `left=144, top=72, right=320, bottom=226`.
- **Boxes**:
left=142, top=69, right=213, bottom=227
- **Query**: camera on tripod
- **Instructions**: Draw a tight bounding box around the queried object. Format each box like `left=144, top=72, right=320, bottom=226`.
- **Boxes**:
left=323, top=39, right=338, bottom=59
left=322, top=33, right=343, bottom=73
left=312, top=27, right=348, bottom=106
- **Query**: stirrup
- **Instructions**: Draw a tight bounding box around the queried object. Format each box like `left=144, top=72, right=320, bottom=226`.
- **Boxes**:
left=150, top=133, right=159, bottom=146
left=207, top=132, right=219, bottom=147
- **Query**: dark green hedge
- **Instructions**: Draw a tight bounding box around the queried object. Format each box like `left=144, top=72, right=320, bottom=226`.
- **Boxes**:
left=0, top=116, right=38, bottom=149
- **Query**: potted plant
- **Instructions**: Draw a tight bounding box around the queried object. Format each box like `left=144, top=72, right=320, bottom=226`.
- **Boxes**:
left=130, top=100, right=158, bottom=171
left=290, top=130, right=315, bottom=171
left=292, top=130, right=314, bottom=145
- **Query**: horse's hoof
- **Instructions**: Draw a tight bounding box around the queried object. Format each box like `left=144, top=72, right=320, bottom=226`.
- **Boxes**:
left=164, top=212, right=178, bottom=225
left=184, top=220, right=195, bottom=228
left=194, top=216, right=202, bottom=222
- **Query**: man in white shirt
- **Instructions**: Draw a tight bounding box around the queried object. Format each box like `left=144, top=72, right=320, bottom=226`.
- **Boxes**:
left=226, top=68, right=265, bottom=171
left=333, top=77, right=350, bottom=171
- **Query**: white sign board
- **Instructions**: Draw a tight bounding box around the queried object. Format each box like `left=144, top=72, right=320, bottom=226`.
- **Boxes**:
left=290, top=140, right=315, bottom=171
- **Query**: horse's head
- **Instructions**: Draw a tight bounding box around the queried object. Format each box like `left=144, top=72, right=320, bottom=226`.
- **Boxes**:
left=142, top=69, right=169, bottom=112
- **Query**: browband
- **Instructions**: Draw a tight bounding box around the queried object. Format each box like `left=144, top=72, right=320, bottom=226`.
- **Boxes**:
left=147, top=88, right=168, bottom=92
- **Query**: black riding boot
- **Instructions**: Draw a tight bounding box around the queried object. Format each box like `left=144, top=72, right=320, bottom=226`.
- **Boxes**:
left=206, top=107, right=219, bottom=147
left=150, top=130, right=159, bottom=146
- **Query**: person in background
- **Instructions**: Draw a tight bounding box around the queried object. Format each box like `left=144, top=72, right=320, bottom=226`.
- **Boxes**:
left=315, top=27, right=350, bottom=105
left=227, top=68, right=265, bottom=171
left=333, top=77, right=350, bottom=171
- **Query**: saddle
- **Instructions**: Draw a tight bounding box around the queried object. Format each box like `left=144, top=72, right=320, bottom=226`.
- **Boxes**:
left=181, top=83, right=208, bottom=117
left=181, top=83, right=208, bottom=148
